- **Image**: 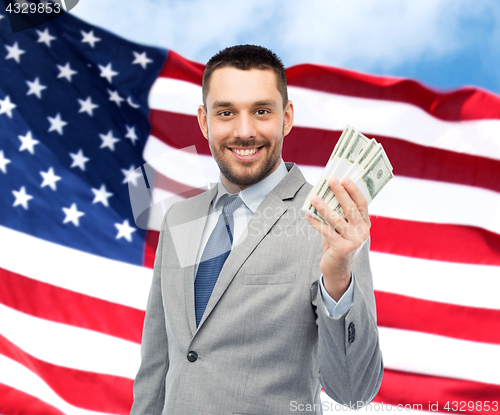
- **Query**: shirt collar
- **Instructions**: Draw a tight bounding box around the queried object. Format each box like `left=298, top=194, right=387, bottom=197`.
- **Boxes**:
left=213, top=160, right=288, bottom=213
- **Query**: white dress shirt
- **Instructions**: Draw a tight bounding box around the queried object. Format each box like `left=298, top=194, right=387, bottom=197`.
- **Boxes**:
left=195, top=160, right=354, bottom=319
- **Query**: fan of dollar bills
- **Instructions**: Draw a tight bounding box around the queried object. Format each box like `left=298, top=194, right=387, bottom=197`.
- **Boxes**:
left=302, top=125, right=394, bottom=224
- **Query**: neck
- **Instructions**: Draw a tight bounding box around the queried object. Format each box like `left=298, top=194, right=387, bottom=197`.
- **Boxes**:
left=220, top=158, right=283, bottom=192
left=221, top=177, right=242, bottom=194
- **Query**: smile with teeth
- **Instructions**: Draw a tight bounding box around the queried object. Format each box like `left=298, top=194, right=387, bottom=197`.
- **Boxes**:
left=230, top=147, right=260, bottom=156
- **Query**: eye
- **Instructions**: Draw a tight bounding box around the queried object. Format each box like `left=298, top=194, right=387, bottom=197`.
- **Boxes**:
left=219, top=111, right=233, bottom=117
left=256, top=109, right=270, bottom=115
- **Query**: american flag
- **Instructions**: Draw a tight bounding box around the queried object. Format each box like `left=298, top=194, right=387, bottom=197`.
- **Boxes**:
left=0, top=9, right=165, bottom=414
left=1, top=8, right=499, bottom=415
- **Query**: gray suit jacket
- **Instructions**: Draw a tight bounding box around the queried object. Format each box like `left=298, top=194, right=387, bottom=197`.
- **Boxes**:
left=131, top=162, right=383, bottom=415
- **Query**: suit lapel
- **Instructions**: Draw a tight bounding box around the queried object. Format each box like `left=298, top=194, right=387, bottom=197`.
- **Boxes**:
left=167, top=185, right=218, bottom=337
left=196, top=163, right=307, bottom=331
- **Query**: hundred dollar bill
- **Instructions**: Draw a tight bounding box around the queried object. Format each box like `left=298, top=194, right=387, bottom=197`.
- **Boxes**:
left=302, top=125, right=393, bottom=225
left=320, top=130, right=370, bottom=205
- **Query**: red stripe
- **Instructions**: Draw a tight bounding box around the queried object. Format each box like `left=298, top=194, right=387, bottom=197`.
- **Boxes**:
left=0, top=267, right=145, bottom=344
left=149, top=110, right=500, bottom=193
left=160, top=49, right=500, bottom=121
left=144, top=230, right=160, bottom=269
left=0, top=383, right=65, bottom=415
left=0, top=334, right=133, bottom=414
left=159, top=50, right=204, bottom=85
left=376, top=369, right=500, bottom=414
left=370, top=216, right=500, bottom=265
left=287, top=64, right=500, bottom=121
left=376, top=291, right=500, bottom=345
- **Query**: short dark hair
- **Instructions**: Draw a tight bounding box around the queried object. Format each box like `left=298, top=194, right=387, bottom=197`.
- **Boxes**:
left=202, top=45, right=288, bottom=109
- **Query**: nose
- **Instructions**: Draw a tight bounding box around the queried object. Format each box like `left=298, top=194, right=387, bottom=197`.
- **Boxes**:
left=233, top=113, right=257, bottom=141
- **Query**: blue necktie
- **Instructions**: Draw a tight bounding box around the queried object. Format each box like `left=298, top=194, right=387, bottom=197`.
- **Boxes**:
left=195, top=194, right=243, bottom=327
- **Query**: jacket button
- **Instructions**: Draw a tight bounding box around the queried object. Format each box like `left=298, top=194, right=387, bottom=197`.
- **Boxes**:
left=348, top=322, right=356, bottom=343
left=187, top=351, right=198, bottom=362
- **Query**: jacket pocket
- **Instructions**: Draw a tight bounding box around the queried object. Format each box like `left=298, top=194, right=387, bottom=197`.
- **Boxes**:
left=243, top=273, right=296, bottom=285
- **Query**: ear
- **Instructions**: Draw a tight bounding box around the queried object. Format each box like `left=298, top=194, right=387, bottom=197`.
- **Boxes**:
left=197, top=105, right=209, bottom=140
left=283, top=100, right=294, bottom=137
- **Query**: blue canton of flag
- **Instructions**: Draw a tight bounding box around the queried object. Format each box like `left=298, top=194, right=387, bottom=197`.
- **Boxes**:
left=0, top=10, right=166, bottom=265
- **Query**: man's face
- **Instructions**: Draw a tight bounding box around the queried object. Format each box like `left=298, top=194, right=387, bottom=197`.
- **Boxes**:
left=198, top=67, right=294, bottom=191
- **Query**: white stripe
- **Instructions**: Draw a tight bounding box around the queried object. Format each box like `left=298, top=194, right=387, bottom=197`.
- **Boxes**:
left=143, top=134, right=220, bottom=184
left=299, top=164, right=500, bottom=235
left=149, top=77, right=500, bottom=160
left=379, top=326, right=500, bottom=385
left=371, top=251, right=500, bottom=310
left=144, top=137, right=500, bottom=235
left=0, top=353, right=426, bottom=414
left=149, top=76, right=202, bottom=116
left=0, top=225, right=152, bottom=310
left=0, top=355, right=113, bottom=415
left=0, top=303, right=140, bottom=378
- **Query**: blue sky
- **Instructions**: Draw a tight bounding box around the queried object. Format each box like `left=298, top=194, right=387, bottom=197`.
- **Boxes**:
left=72, top=0, right=500, bottom=95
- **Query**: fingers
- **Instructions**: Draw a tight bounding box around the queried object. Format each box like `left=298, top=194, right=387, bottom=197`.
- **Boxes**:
left=305, top=213, right=345, bottom=250
left=325, top=177, right=361, bottom=226
left=309, top=195, right=348, bottom=238
left=336, top=177, right=371, bottom=227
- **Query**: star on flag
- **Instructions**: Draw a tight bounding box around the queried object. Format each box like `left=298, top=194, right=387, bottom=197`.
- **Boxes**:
left=62, top=203, right=85, bottom=226
left=80, top=30, right=101, bottom=48
left=99, top=63, right=119, bottom=83
left=12, top=187, right=33, bottom=210
left=121, top=165, right=142, bottom=186
left=114, top=219, right=136, bottom=242
left=57, top=62, right=78, bottom=82
left=36, top=29, right=56, bottom=47
left=69, top=149, right=90, bottom=171
left=26, top=77, right=47, bottom=99
left=18, top=131, right=39, bottom=154
left=47, top=113, right=68, bottom=135
left=40, top=167, right=62, bottom=191
left=0, top=95, right=17, bottom=118
left=0, top=151, right=11, bottom=174
left=91, top=184, right=113, bottom=207
left=99, top=130, right=120, bottom=151
left=5, top=42, right=25, bottom=63
left=108, top=89, right=124, bottom=106
left=132, top=51, right=153, bottom=69
left=125, top=125, right=138, bottom=145
left=78, top=96, right=99, bottom=116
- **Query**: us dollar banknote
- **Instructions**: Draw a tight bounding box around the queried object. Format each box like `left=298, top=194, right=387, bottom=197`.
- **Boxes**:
left=302, top=125, right=394, bottom=224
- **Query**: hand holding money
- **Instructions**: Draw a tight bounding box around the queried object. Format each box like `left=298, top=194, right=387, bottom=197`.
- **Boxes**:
left=304, top=125, right=394, bottom=300
left=303, top=125, right=393, bottom=223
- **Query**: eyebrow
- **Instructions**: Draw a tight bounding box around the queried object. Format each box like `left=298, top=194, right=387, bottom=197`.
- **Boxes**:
left=211, top=99, right=277, bottom=109
left=253, top=100, right=277, bottom=107
left=211, top=101, right=232, bottom=109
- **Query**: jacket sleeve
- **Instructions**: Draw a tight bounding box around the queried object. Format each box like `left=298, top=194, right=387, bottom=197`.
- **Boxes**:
left=130, top=219, right=169, bottom=415
left=312, top=238, right=384, bottom=408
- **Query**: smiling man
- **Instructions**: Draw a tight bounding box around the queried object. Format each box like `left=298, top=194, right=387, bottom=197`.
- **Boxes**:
left=199, top=61, right=292, bottom=192
left=131, top=45, right=383, bottom=415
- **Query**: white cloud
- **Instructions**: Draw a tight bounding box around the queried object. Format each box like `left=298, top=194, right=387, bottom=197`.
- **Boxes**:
left=279, top=0, right=457, bottom=68
left=72, top=0, right=500, bottom=74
